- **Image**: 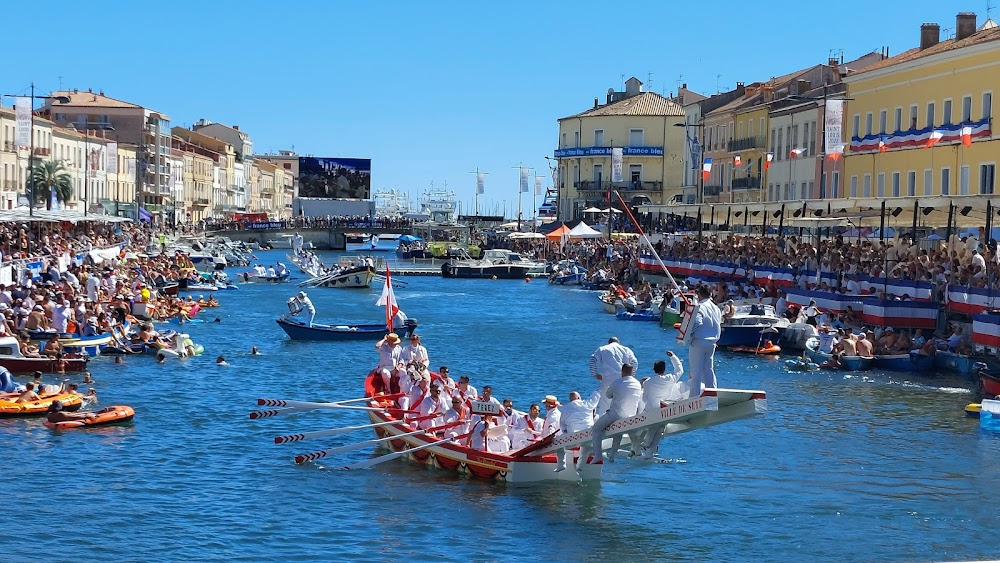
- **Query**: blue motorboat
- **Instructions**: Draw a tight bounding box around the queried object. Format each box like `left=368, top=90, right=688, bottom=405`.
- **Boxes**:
left=804, top=337, right=873, bottom=371
left=872, top=352, right=936, bottom=372
left=276, top=316, right=417, bottom=341
left=717, top=302, right=789, bottom=347
left=934, top=351, right=988, bottom=377
left=615, top=310, right=659, bottom=322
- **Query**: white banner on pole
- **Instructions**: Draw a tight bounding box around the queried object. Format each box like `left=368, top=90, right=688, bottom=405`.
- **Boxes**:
left=534, top=176, right=543, bottom=196
left=824, top=100, right=845, bottom=154
left=476, top=172, right=485, bottom=195
left=611, top=148, right=623, bottom=182
left=519, top=167, right=529, bottom=193
left=107, top=142, right=118, bottom=175
left=14, top=97, right=31, bottom=148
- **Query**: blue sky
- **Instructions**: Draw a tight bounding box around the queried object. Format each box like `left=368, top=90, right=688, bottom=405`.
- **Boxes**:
left=3, top=1, right=991, bottom=217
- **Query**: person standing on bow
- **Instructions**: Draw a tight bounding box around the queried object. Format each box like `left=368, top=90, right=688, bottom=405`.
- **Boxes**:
left=682, top=285, right=721, bottom=397
left=588, top=336, right=638, bottom=415
left=374, top=333, right=402, bottom=392
left=295, top=291, right=315, bottom=327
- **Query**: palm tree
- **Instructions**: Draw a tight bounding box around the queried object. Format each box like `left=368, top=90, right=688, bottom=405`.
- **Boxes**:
left=31, top=160, right=73, bottom=210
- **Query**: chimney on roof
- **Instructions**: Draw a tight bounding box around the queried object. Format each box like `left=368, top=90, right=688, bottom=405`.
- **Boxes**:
left=87, top=88, right=92, bottom=93
left=233, top=125, right=239, bottom=131
left=920, top=22, right=941, bottom=50
left=607, top=88, right=613, bottom=104
left=828, top=56, right=839, bottom=67
left=594, top=97, right=599, bottom=109
left=98, top=89, right=104, bottom=96
left=957, top=12, right=977, bottom=40
left=682, top=83, right=687, bottom=89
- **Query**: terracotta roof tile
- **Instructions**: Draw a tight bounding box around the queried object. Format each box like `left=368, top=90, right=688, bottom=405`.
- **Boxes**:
left=852, top=26, right=1000, bottom=74
left=563, top=92, right=684, bottom=119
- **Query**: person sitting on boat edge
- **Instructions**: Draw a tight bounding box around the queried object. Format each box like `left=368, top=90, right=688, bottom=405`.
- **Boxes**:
left=46, top=400, right=96, bottom=423
left=435, top=366, right=456, bottom=394
left=590, top=364, right=643, bottom=464
left=555, top=389, right=601, bottom=472
left=374, top=333, right=402, bottom=392
left=13, top=382, right=40, bottom=404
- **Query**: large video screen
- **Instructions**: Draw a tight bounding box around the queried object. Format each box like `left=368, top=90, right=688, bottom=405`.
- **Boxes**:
left=297, top=157, right=372, bottom=199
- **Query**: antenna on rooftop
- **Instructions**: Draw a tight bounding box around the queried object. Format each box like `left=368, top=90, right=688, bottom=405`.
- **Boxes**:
left=716, top=74, right=723, bottom=94
left=647, top=71, right=653, bottom=91
left=620, top=73, right=625, bottom=90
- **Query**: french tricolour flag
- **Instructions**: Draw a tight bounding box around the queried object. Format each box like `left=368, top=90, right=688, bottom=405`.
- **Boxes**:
left=764, top=152, right=773, bottom=170
left=702, top=158, right=712, bottom=182
left=789, top=148, right=806, bottom=158
left=925, top=130, right=944, bottom=148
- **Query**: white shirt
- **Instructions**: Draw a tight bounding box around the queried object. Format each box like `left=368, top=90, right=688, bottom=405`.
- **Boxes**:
left=416, top=393, right=449, bottom=429
left=376, top=342, right=401, bottom=369
left=606, top=375, right=643, bottom=419
left=511, top=413, right=543, bottom=448
left=641, top=356, right=684, bottom=412
left=453, top=384, right=478, bottom=404
left=542, top=407, right=561, bottom=437
left=559, top=390, right=602, bottom=434
left=400, top=343, right=428, bottom=367
left=85, top=276, right=100, bottom=302
left=589, top=342, right=639, bottom=380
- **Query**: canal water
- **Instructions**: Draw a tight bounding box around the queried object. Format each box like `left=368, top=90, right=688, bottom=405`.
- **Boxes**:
left=1, top=249, right=998, bottom=561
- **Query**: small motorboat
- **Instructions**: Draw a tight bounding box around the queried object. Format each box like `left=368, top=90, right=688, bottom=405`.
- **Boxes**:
left=965, top=403, right=982, bottom=418
left=978, top=367, right=1000, bottom=396
left=44, top=405, right=135, bottom=430
left=0, top=392, right=83, bottom=418
left=873, top=352, right=936, bottom=373
left=0, top=336, right=88, bottom=374
left=276, top=316, right=418, bottom=341
left=804, top=337, right=873, bottom=371
left=615, top=309, right=659, bottom=322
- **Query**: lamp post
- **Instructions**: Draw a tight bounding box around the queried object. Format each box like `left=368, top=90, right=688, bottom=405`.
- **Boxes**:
left=70, top=122, right=115, bottom=216
left=2, top=85, right=71, bottom=216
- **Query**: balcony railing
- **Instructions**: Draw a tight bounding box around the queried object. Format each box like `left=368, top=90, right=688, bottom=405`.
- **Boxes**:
left=574, top=180, right=663, bottom=193
left=3, top=141, right=14, bottom=153
left=703, top=185, right=723, bottom=196
left=732, top=177, right=762, bottom=190
left=194, top=198, right=210, bottom=206
left=727, top=136, right=766, bottom=152
left=33, top=147, right=50, bottom=156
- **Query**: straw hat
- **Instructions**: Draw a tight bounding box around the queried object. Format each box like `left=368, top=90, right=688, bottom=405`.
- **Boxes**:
left=542, top=395, right=560, bottom=406
left=385, top=333, right=400, bottom=345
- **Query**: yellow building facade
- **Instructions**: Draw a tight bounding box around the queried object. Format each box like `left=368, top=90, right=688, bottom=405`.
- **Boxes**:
left=844, top=17, right=999, bottom=200
left=555, top=78, right=685, bottom=219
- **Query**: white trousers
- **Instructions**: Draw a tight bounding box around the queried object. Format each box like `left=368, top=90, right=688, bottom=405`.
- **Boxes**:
left=687, top=339, right=718, bottom=397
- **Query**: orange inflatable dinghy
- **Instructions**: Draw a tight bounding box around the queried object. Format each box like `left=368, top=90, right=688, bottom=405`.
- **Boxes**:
left=730, top=344, right=782, bottom=355
left=43, top=405, right=135, bottom=430
left=0, top=393, right=83, bottom=418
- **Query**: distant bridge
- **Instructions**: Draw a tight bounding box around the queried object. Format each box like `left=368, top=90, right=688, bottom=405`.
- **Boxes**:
left=205, top=227, right=410, bottom=250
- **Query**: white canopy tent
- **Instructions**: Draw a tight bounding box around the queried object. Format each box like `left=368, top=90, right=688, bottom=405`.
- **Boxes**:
left=568, top=221, right=603, bottom=239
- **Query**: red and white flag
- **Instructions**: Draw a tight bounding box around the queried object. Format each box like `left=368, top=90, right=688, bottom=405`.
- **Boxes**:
left=376, top=265, right=399, bottom=331
left=925, top=130, right=944, bottom=148
left=878, top=137, right=887, bottom=153
left=961, top=126, right=973, bottom=147
left=733, top=155, right=741, bottom=167
left=789, top=148, right=806, bottom=158
left=702, top=158, right=712, bottom=182
left=764, top=152, right=773, bottom=171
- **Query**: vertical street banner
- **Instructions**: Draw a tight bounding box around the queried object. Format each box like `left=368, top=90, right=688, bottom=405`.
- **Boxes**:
left=107, top=143, right=118, bottom=175
left=519, top=167, right=529, bottom=193
left=476, top=172, right=485, bottom=195
left=611, top=147, right=624, bottom=182
left=534, top=176, right=543, bottom=196
left=14, top=97, right=31, bottom=148
left=825, top=100, right=845, bottom=154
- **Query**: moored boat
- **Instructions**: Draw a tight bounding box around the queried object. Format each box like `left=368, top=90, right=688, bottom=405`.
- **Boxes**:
left=615, top=309, right=659, bottom=322
left=804, top=338, right=873, bottom=371
left=979, top=367, right=1000, bottom=396
left=0, top=336, right=88, bottom=374
left=934, top=351, right=988, bottom=377
left=717, top=303, right=789, bottom=347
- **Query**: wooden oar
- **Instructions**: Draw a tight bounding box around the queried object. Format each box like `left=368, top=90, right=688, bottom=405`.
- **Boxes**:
left=255, top=398, right=409, bottom=412
left=249, top=406, right=313, bottom=420
left=257, top=395, right=400, bottom=408
left=338, top=437, right=456, bottom=471
left=273, top=414, right=439, bottom=444
left=293, top=420, right=462, bottom=464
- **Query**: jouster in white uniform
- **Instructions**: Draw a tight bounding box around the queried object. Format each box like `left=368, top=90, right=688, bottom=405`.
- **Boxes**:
left=589, top=337, right=639, bottom=415
left=555, top=389, right=601, bottom=472
left=640, top=353, right=686, bottom=413
left=296, top=291, right=316, bottom=327
left=442, top=398, right=470, bottom=439
left=682, top=286, right=722, bottom=397
left=374, top=334, right=402, bottom=392
left=590, top=365, right=643, bottom=464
